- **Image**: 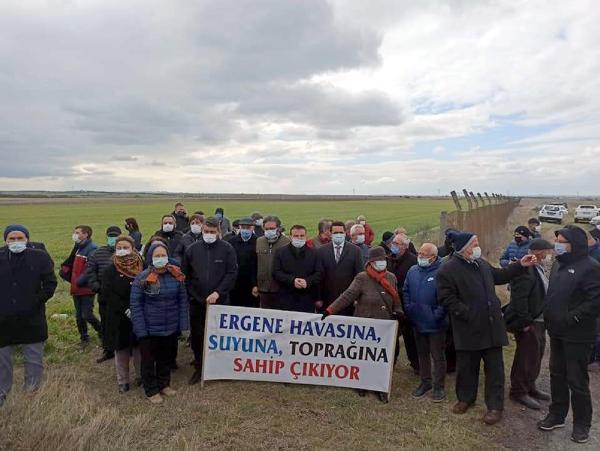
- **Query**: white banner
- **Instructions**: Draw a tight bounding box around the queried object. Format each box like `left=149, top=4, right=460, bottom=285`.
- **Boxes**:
left=202, top=305, right=398, bottom=393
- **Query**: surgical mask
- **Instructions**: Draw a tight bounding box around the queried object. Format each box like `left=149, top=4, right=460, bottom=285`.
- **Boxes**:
left=215, top=213, right=223, bottom=220
left=190, top=224, right=202, bottom=235
left=554, top=242, right=568, bottom=256
left=255, top=219, right=263, bottom=227
left=470, top=246, right=482, bottom=260
left=291, top=238, right=306, bottom=249
left=417, top=256, right=432, bottom=267
left=264, top=229, right=278, bottom=241
left=115, top=249, right=131, bottom=257
left=203, top=233, right=217, bottom=244
left=240, top=229, right=253, bottom=241
left=152, top=256, right=168, bottom=268
left=107, top=236, right=117, bottom=247
left=332, top=233, right=345, bottom=245
left=355, top=234, right=365, bottom=244
left=72, top=233, right=82, bottom=244
left=8, top=241, right=27, bottom=254
left=535, top=225, right=542, bottom=232
left=373, top=260, right=387, bottom=272
left=390, top=244, right=400, bottom=255
left=162, top=223, right=174, bottom=233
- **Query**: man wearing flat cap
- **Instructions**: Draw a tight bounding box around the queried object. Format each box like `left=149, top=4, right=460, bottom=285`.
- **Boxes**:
left=505, top=239, right=554, bottom=410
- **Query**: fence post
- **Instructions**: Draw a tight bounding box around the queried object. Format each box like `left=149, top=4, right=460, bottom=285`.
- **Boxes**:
left=439, top=211, right=448, bottom=245
left=450, top=190, right=462, bottom=211
left=462, top=189, right=473, bottom=210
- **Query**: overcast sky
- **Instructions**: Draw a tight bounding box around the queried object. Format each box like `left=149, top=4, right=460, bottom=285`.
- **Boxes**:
left=1, top=0, right=599, bottom=195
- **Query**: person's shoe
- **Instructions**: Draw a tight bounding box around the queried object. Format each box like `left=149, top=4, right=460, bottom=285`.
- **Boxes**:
left=452, top=401, right=473, bottom=414
left=118, top=384, right=130, bottom=394
left=483, top=410, right=503, bottom=425
left=432, top=387, right=446, bottom=402
left=378, top=392, right=389, bottom=403
left=412, top=382, right=433, bottom=398
left=147, top=394, right=163, bottom=404
left=538, top=414, right=566, bottom=431
left=160, top=387, right=177, bottom=397
left=571, top=425, right=590, bottom=444
left=96, top=351, right=114, bottom=364
left=189, top=370, right=202, bottom=386
left=356, top=389, right=367, bottom=397
left=529, top=389, right=551, bottom=401
left=510, top=394, right=541, bottom=410
left=134, top=377, right=143, bottom=387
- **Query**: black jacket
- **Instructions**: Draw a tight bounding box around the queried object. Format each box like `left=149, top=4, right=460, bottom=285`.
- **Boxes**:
left=151, top=229, right=184, bottom=263
left=273, top=244, right=321, bottom=313
left=504, top=266, right=547, bottom=333
left=101, top=265, right=137, bottom=351
left=174, top=232, right=203, bottom=263
left=544, top=231, right=600, bottom=343
left=437, top=255, right=524, bottom=351
left=0, top=247, right=57, bottom=347
left=229, top=234, right=258, bottom=306
left=173, top=211, right=190, bottom=233
left=27, top=241, right=47, bottom=252
left=182, top=239, right=238, bottom=305
left=317, top=242, right=363, bottom=313
left=86, top=245, right=115, bottom=299
left=387, top=251, right=418, bottom=301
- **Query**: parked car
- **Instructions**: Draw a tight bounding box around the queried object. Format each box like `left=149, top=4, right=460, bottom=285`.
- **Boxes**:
left=591, top=216, right=600, bottom=227
left=574, top=205, right=599, bottom=223
left=539, top=204, right=565, bottom=224
left=549, top=202, right=569, bottom=214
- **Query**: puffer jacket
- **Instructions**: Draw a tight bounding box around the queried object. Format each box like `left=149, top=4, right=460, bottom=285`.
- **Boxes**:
left=403, top=258, right=447, bottom=334
left=86, top=245, right=115, bottom=296
left=130, top=268, right=189, bottom=338
left=499, top=240, right=531, bottom=267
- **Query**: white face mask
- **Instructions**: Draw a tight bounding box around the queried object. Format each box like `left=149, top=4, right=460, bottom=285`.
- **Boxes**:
left=470, top=246, right=482, bottom=260
left=417, top=256, right=432, bottom=267
left=373, top=260, right=387, bottom=272
left=162, top=223, right=174, bottom=233
left=72, top=233, right=82, bottom=243
left=535, top=225, right=542, bottom=232
left=291, top=238, right=306, bottom=249
left=190, top=224, right=202, bottom=235
left=355, top=234, right=365, bottom=244
left=115, top=249, right=132, bottom=257
left=203, top=233, right=217, bottom=244
left=152, top=256, right=169, bottom=268
left=8, top=241, right=27, bottom=254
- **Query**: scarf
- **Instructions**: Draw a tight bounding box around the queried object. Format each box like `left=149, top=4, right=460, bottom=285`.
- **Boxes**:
left=113, top=253, right=143, bottom=279
left=366, top=265, right=400, bottom=302
left=143, top=263, right=185, bottom=286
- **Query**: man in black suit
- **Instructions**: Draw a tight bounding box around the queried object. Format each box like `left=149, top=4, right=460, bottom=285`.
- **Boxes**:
left=505, top=239, right=554, bottom=410
left=316, top=221, right=363, bottom=315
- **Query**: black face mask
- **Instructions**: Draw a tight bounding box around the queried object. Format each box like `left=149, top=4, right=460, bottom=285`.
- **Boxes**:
left=514, top=236, right=523, bottom=244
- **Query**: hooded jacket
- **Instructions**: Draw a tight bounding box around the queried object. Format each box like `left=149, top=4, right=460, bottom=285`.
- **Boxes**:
left=403, top=258, right=448, bottom=334
left=544, top=226, right=600, bottom=343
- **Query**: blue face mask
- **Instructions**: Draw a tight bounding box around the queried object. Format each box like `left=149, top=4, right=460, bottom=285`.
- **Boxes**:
left=390, top=244, right=400, bottom=255
left=215, top=213, right=223, bottom=220
left=240, top=229, right=253, bottom=241
left=107, top=236, right=117, bottom=247
left=264, top=229, right=278, bottom=240
left=332, top=233, right=345, bottom=245
left=554, top=242, right=568, bottom=256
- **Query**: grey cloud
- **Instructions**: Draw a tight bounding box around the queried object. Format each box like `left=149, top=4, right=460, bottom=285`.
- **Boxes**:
left=112, top=155, right=138, bottom=161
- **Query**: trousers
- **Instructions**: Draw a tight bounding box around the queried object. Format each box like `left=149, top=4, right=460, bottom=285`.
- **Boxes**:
left=455, top=347, right=504, bottom=411
left=0, top=342, right=45, bottom=398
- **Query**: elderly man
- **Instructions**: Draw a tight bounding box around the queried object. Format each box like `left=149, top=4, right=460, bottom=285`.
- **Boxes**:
left=350, top=223, right=370, bottom=265
left=229, top=218, right=258, bottom=307
left=387, top=232, right=419, bottom=372
left=256, top=215, right=290, bottom=309
left=538, top=226, right=600, bottom=444
left=403, top=243, right=447, bottom=402
left=504, top=239, right=554, bottom=410
left=0, top=225, right=57, bottom=407
left=437, top=231, right=536, bottom=425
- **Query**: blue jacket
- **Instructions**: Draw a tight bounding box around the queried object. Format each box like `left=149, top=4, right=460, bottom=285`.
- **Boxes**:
left=590, top=241, right=600, bottom=263
left=130, top=268, right=189, bottom=338
left=403, top=258, right=448, bottom=334
left=500, top=240, right=531, bottom=267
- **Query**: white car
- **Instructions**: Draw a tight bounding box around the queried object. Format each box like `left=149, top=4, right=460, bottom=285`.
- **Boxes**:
left=574, top=205, right=599, bottom=223
left=539, top=205, right=565, bottom=224
left=591, top=216, right=600, bottom=227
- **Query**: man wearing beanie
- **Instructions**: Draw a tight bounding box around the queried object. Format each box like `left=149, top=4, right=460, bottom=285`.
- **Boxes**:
left=0, top=225, right=57, bottom=407
left=538, top=225, right=600, bottom=444
left=499, top=226, right=532, bottom=267
left=437, top=230, right=536, bottom=425
left=86, top=226, right=122, bottom=363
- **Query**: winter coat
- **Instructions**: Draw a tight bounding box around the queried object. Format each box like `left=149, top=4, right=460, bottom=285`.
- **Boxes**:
left=86, top=245, right=115, bottom=302
left=256, top=234, right=290, bottom=293
left=130, top=268, right=189, bottom=338
left=101, top=264, right=137, bottom=350
left=181, top=239, right=238, bottom=305
left=254, top=225, right=265, bottom=238
left=272, top=244, right=321, bottom=312
left=151, top=229, right=184, bottom=263
left=0, top=247, right=57, bottom=347
left=403, top=258, right=448, bottom=334
left=504, top=266, right=547, bottom=333
left=328, top=271, right=402, bottom=320
left=437, top=255, right=525, bottom=351
left=173, top=231, right=202, bottom=263
left=172, top=211, right=190, bottom=233
left=27, top=241, right=47, bottom=252
left=68, top=240, right=98, bottom=296
left=499, top=240, right=531, bottom=267
left=589, top=241, right=600, bottom=262
left=229, top=234, right=258, bottom=307
left=317, top=242, right=363, bottom=314
left=386, top=251, right=417, bottom=301
left=544, top=247, right=600, bottom=343
left=129, top=231, right=142, bottom=251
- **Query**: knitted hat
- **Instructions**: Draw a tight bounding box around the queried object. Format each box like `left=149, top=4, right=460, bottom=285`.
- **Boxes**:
left=368, top=246, right=387, bottom=262
left=106, top=225, right=122, bottom=237
left=3, top=224, right=30, bottom=240
left=381, top=231, right=394, bottom=245
left=447, top=230, right=477, bottom=253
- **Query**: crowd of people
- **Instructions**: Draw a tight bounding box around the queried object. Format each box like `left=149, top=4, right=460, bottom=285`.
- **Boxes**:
left=1, top=201, right=599, bottom=444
